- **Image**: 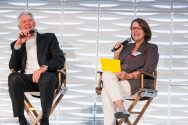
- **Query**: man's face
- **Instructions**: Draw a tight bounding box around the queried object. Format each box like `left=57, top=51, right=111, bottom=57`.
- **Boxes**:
left=18, top=15, right=36, bottom=31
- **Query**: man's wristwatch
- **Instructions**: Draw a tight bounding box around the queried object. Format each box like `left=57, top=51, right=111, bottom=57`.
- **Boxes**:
left=41, top=65, right=48, bottom=72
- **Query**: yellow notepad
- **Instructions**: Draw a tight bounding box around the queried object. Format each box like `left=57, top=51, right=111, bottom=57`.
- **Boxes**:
left=100, top=58, right=121, bottom=72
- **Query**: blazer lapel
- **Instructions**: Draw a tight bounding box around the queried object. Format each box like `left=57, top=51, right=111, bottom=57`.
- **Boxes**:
left=21, top=43, right=27, bottom=73
left=36, top=32, right=42, bottom=66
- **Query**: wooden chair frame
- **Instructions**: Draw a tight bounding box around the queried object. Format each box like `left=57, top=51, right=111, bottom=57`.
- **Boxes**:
left=24, top=60, right=67, bottom=125
left=96, top=71, right=157, bottom=125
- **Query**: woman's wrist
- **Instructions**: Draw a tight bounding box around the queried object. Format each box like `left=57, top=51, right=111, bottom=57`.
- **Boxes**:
left=113, top=53, right=119, bottom=59
left=128, top=73, right=134, bottom=79
left=131, top=73, right=134, bottom=79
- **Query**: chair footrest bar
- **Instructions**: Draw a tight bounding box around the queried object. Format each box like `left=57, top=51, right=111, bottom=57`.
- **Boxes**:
left=130, top=111, right=141, bottom=114
left=139, top=88, right=157, bottom=98
left=59, top=86, right=67, bottom=95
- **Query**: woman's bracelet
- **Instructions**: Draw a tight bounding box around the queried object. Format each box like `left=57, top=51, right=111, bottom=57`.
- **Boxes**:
left=129, top=73, right=134, bottom=79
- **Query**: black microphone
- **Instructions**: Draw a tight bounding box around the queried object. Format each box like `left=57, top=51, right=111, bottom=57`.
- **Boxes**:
left=19, top=29, right=37, bottom=38
left=111, top=38, right=132, bottom=52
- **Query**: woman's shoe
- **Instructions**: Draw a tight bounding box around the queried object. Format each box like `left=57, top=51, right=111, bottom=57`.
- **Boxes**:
left=114, top=108, right=130, bottom=119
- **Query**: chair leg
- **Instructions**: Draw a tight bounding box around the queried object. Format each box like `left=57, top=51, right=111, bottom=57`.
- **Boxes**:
left=116, top=95, right=142, bottom=125
left=132, top=98, right=152, bottom=125
left=117, top=118, right=132, bottom=125
left=127, top=95, right=141, bottom=125
left=127, top=119, right=132, bottom=125
left=31, top=94, right=65, bottom=125
left=24, top=95, right=40, bottom=124
left=127, top=97, right=153, bottom=125
left=24, top=95, right=38, bottom=117
left=127, top=95, right=141, bottom=112
left=24, top=88, right=66, bottom=125
left=24, top=103, right=38, bottom=124
left=32, top=113, right=42, bottom=125
left=116, top=97, right=152, bottom=125
left=117, top=119, right=126, bottom=125
left=50, top=94, right=63, bottom=115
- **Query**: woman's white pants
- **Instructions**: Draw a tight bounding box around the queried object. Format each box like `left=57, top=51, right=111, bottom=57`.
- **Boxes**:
left=101, top=71, right=131, bottom=125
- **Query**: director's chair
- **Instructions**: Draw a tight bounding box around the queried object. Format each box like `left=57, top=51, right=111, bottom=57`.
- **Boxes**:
left=24, top=57, right=67, bottom=125
left=96, top=71, right=157, bottom=125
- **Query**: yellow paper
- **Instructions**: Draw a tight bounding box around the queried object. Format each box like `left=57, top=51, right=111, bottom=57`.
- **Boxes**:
left=100, top=58, right=121, bottom=72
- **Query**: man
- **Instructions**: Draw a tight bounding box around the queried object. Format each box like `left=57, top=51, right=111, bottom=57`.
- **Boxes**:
left=8, top=11, right=65, bottom=125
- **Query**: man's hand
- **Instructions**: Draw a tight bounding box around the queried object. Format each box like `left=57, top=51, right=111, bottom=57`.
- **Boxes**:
left=15, top=30, right=33, bottom=48
left=32, top=66, right=47, bottom=83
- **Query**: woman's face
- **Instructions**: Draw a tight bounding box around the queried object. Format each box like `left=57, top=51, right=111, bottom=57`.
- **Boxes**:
left=131, top=22, right=145, bottom=42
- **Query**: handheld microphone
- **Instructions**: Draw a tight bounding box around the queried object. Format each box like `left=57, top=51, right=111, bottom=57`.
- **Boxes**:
left=111, top=38, right=132, bottom=52
left=19, top=29, right=37, bottom=38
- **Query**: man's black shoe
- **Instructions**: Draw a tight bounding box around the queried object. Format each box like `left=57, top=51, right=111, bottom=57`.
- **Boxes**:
left=40, top=118, right=49, bottom=125
left=19, top=116, right=30, bottom=125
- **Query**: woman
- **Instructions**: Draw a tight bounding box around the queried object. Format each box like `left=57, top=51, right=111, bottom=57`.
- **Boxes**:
left=101, top=18, right=159, bottom=125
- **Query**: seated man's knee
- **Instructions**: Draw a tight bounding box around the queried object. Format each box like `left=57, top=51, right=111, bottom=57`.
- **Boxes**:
left=8, top=72, right=20, bottom=87
left=39, top=72, right=57, bottom=87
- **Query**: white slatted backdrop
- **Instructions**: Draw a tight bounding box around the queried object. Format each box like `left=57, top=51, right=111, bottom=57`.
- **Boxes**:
left=0, top=0, right=188, bottom=125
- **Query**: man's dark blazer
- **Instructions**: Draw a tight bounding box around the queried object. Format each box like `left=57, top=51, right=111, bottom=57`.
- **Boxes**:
left=9, top=32, right=65, bottom=73
left=119, top=41, right=159, bottom=94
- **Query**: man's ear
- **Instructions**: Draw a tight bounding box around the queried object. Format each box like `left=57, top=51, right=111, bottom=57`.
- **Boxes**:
left=33, top=21, right=36, bottom=27
left=18, top=24, right=21, bottom=30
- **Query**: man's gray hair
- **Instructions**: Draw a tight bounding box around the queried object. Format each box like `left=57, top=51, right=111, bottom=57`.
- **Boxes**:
left=17, top=11, right=35, bottom=25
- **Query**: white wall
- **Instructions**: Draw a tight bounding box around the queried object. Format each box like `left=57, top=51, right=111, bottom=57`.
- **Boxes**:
left=0, top=0, right=188, bottom=125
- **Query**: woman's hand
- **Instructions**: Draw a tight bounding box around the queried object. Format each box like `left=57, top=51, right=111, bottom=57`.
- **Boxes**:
left=113, top=42, right=123, bottom=59
left=114, top=71, right=129, bottom=80
left=115, top=71, right=133, bottom=80
left=113, top=42, right=123, bottom=54
left=132, top=71, right=140, bottom=79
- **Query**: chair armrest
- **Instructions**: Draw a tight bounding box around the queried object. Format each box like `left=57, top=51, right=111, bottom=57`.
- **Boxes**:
left=96, top=86, right=103, bottom=95
left=140, top=71, right=157, bottom=89
left=57, top=67, right=66, bottom=74
left=57, top=67, right=66, bottom=89
left=97, top=71, right=103, bottom=75
left=140, top=71, right=155, bottom=79
left=96, top=71, right=103, bottom=95
left=10, top=68, right=17, bottom=72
